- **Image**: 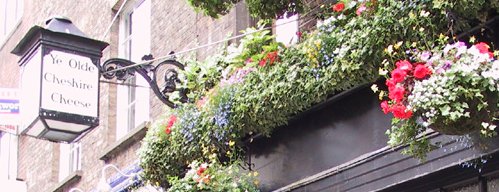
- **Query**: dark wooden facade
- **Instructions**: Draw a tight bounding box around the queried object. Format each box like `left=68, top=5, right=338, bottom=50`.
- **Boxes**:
left=250, top=86, right=499, bottom=192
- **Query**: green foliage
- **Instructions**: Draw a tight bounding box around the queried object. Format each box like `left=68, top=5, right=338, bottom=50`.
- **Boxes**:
left=186, top=0, right=303, bottom=19
left=245, top=0, right=303, bottom=19
left=186, top=0, right=241, bottom=18
left=140, top=0, right=499, bottom=188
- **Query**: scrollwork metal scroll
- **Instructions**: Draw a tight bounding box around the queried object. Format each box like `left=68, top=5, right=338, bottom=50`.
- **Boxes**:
left=100, top=56, right=187, bottom=108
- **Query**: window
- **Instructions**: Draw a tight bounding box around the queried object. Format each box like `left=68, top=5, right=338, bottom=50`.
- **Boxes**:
left=0, top=132, right=18, bottom=180
left=275, top=14, right=299, bottom=45
left=58, top=143, right=81, bottom=181
left=0, top=0, right=23, bottom=45
left=116, top=0, right=151, bottom=139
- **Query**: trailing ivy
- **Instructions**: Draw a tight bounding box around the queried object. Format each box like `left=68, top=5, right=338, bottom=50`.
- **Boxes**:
left=139, top=0, right=498, bottom=188
left=186, top=0, right=303, bottom=19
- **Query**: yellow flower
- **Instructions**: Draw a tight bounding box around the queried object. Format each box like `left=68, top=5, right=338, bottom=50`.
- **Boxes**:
left=409, top=11, right=415, bottom=19
left=469, top=36, right=476, bottom=43
left=378, top=91, right=385, bottom=100
left=314, top=39, right=322, bottom=47
left=394, top=41, right=403, bottom=49
left=228, top=140, right=235, bottom=147
left=253, top=171, right=259, bottom=177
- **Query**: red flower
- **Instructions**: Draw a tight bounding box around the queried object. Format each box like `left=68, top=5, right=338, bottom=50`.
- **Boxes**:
left=167, top=115, right=177, bottom=127
left=356, top=3, right=367, bottom=16
left=390, top=68, right=407, bottom=83
left=381, top=101, right=391, bottom=114
left=388, top=85, right=405, bottom=102
left=395, top=60, right=413, bottom=72
left=267, top=51, right=278, bottom=65
left=332, top=2, right=345, bottom=12
left=385, top=78, right=396, bottom=90
left=259, top=59, right=267, bottom=67
left=391, top=104, right=413, bottom=119
left=413, top=64, right=432, bottom=79
left=259, top=51, right=279, bottom=67
left=197, top=167, right=206, bottom=176
left=475, top=42, right=490, bottom=54
left=165, top=115, right=177, bottom=134
left=475, top=42, right=494, bottom=58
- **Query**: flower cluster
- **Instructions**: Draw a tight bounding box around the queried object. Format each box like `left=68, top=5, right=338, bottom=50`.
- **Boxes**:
left=407, top=42, right=498, bottom=135
left=331, top=0, right=373, bottom=16
left=168, top=159, right=260, bottom=192
left=220, top=67, right=256, bottom=86
left=259, top=51, right=279, bottom=67
left=186, top=161, right=211, bottom=188
left=381, top=41, right=499, bottom=159
left=164, top=115, right=177, bottom=134
left=381, top=60, right=432, bottom=119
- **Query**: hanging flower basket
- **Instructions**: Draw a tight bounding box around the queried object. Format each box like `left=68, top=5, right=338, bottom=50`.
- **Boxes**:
left=381, top=41, right=499, bottom=156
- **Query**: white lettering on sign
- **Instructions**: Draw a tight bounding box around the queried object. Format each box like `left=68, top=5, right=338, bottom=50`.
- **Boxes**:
left=41, top=50, right=98, bottom=117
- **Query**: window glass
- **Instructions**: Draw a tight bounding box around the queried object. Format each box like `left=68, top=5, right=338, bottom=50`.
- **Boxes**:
left=0, top=132, right=17, bottom=180
left=58, top=143, right=81, bottom=181
left=0, top=0, right=23, bottom=44
left=116, top=0, right=151, bottom=139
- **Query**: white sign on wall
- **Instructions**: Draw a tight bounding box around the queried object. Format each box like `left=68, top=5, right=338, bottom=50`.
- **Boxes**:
left=0, top=88, right=19, bottom=135
left=41, top=50, right=99, bottom=117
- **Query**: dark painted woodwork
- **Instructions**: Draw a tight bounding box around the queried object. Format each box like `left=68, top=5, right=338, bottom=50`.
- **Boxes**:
left=249, top=86, right=499, bottom=192
left=249, top=86, right=391, bottom=191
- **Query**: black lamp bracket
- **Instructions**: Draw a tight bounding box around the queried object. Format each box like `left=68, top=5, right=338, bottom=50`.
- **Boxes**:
left=100, top=55, right=188, bottom=108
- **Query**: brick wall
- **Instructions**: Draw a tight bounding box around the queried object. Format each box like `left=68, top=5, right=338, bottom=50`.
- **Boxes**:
left=0, top=0, right=251, bottom=191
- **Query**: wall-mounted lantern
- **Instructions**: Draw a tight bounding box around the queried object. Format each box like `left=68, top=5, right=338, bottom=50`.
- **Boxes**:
left=11, top=16, right=108, bottom=142
left=11, top=16, right=187, bottom=143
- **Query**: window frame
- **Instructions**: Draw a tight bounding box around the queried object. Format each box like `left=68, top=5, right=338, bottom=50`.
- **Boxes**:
left=116, top=0, right=151, bottom=139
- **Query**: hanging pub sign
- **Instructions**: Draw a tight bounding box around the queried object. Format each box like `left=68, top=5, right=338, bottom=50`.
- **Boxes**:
left=11, top=16, right=108, bottom=142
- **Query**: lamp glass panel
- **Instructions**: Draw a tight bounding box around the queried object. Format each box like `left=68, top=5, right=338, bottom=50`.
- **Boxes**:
left=20, top=48, right=42, bottom=134
left=45, top=119, right=89, bottom=133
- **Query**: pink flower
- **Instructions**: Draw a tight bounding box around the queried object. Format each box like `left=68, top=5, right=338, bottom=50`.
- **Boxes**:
left=474, top=42, right=494, bottom=59
left=332, top=2, right=345, bottom=12
left=296, top=31, right=302, bottom=39
left=245, top=58, right=253, bottom=64
left=196, top=96, right=208, bottom=109
left=388, top=86, right=405, bottom=102
left=356, top=3, right=367, bottom=16
left=475, top=42, right=490, bottom=54
left=385, top=78, right=396, bottom=90
left=413, top=64, right=432, bottom=79
left=259, top=59, right=267, bottom=67
left=390, top=68, right=407, bottom=83
left=381, top=101, right=391, bottom=114
left=391, top=104, right=412, bottom=119
left=420, top=51, right=431, bottom=61
left=395, top=60, right=413, bottom=72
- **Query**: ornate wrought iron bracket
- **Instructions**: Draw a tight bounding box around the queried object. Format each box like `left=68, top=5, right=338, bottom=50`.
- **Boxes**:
left=100, top=55, right=188, bottom=108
